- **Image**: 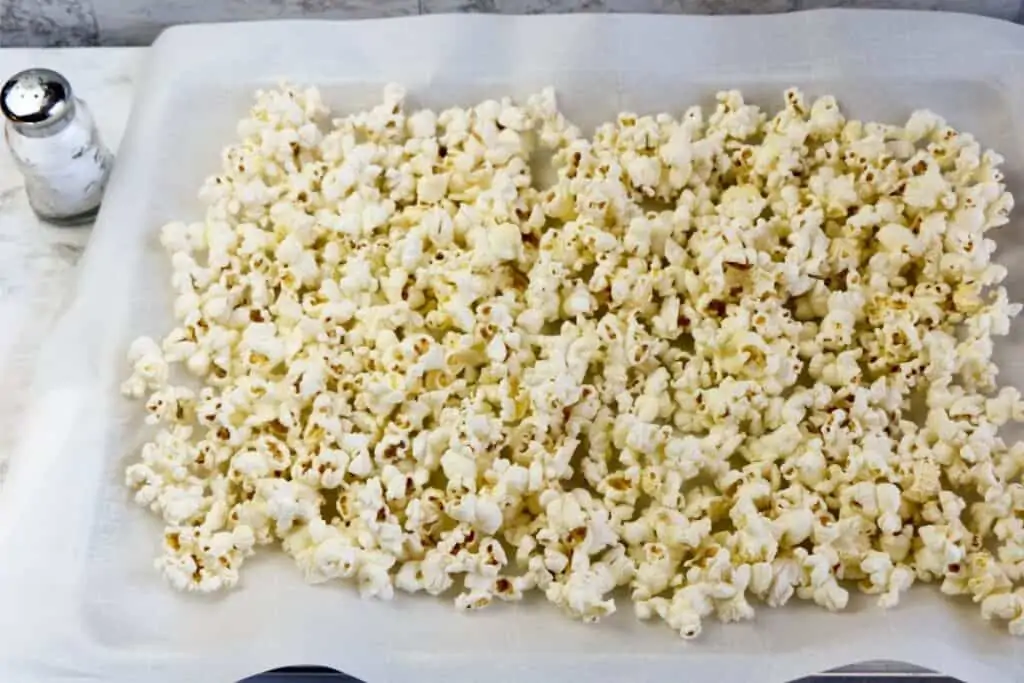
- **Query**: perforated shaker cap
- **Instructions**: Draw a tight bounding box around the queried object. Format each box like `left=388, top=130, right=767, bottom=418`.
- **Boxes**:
left=1, top=68, right=76, bottom=132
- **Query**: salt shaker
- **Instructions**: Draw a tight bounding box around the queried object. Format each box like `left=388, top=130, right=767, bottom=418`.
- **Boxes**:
left=1, top=68, right=114, bottom=225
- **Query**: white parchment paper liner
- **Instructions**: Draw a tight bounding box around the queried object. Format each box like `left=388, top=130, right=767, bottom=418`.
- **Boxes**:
left=2, top=11, right=1024, bottom=683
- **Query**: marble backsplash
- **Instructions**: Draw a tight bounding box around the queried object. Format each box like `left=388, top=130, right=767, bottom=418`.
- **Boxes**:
left=0, top=0, right=1021, bottom=47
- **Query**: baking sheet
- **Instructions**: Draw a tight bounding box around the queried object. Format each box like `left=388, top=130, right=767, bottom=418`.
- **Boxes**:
left=2, top=11, right=1024, bottom=683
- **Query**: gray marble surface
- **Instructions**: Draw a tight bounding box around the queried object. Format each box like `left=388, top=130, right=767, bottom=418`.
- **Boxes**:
left=0, top=0, right=1021, bottom=47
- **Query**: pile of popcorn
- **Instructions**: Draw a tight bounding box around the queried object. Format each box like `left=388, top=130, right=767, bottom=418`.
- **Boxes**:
left=123, top=83, right=1024, bottom=638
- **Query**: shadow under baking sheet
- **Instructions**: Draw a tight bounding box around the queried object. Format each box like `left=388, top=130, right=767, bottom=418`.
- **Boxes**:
left=240, top=662, right=965, bottom=682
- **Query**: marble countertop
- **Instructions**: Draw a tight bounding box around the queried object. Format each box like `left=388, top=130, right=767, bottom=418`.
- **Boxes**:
left=0, top=47, right=141, bottom=483
left=2, top=0, right=1022, bottom=49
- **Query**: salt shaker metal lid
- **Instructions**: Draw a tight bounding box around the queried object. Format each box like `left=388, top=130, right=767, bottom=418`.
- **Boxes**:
left=1, top=68, right=76, bottom=135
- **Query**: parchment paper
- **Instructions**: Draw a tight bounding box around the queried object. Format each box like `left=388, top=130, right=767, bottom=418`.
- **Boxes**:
left=2, top=11, right=1024, bottom=683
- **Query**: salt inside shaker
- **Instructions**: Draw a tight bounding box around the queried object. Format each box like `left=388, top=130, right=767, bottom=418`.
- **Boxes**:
left=1, top=68, right=114, bottom=225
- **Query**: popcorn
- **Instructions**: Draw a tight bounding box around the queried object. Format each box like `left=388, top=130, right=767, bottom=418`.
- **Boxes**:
left=125, top=84, right=1024, bottom=638
left=157, top=524, right=255, bottom=592
left=121, top=336, right=169, bottom=398
left=283, top=519, right=360, bottom=583
left=545, top=560, right=620, bottom=622
left=859, top=551, right=915, bottom=608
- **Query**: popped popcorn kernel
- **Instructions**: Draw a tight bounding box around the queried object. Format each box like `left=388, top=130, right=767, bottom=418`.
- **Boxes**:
left=125, top=84, right=1024, bottom=637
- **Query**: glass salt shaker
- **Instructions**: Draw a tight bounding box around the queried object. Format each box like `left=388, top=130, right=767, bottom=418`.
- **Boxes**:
left=1, top=68, right=114, bottom=226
